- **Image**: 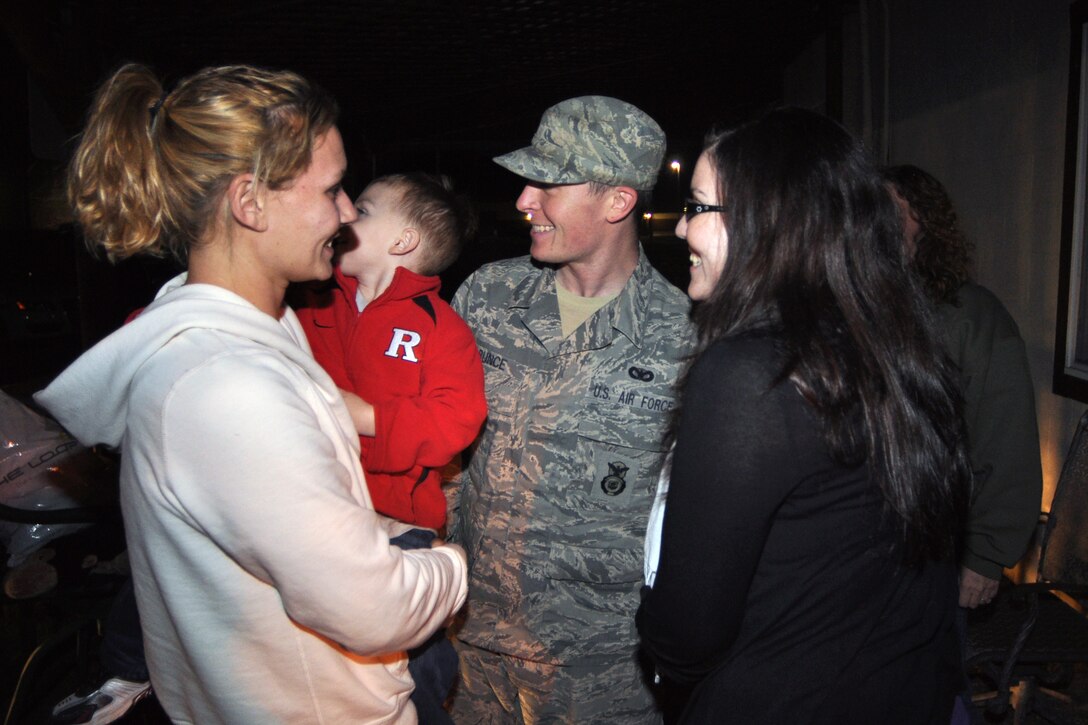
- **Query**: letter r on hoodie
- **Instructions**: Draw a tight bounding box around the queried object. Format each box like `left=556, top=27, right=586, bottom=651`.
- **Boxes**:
left=384, top=328, right=422, bottom=363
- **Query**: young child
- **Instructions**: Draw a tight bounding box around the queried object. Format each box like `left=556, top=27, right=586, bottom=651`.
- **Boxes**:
left=295, top=172, right=485, bottom=724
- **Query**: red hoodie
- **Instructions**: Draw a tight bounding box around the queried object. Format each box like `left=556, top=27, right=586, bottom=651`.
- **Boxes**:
left=295, top=267, right=486, bottom=529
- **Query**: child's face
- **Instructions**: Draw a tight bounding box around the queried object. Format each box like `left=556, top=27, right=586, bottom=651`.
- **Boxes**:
left=338, top=181, right=411, bottom=279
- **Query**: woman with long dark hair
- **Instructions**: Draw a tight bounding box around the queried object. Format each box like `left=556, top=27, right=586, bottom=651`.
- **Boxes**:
left=636, top=108, right=971, bottom=723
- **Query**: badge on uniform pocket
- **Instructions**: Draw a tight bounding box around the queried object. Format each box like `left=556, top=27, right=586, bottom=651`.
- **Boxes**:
left=589, top=446, right=640, bottom=500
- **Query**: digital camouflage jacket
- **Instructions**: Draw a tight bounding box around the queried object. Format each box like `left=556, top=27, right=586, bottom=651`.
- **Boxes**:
left=450, top=249, right=694, bottom=664
left=940, top=283, right=1042, bottom=580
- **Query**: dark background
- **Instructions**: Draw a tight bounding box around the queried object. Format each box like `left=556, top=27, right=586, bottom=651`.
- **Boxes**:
left=0, top=0, right=832, bottom=390
left=3, top=3, right=1083, bottom=721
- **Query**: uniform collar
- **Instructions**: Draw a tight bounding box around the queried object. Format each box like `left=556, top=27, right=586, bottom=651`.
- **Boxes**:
left=509, top=245, right=653, bottom=356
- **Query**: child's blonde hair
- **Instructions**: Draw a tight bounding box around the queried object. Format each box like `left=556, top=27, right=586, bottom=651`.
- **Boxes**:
left=372, top=173, right=478, bottom=276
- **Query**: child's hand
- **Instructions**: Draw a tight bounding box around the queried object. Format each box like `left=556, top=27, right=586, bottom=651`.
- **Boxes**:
left=339, top=389, right=375, bottom=436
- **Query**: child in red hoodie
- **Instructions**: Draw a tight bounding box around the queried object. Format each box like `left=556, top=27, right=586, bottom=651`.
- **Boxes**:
left=295, top=172, right=486, bottom=724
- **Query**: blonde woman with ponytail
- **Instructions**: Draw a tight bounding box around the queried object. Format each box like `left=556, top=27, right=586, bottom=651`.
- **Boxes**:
left=37, top=64, right=467, bottom=724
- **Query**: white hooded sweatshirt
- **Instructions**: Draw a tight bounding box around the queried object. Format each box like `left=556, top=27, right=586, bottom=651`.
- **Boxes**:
left=36, top=275, right=467, bottom=724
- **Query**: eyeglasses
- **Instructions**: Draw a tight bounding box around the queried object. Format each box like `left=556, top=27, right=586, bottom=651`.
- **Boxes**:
left=682, top=200, right=727, bottom=221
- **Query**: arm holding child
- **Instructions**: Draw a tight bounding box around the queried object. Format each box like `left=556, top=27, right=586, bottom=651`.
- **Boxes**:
left=340, top=388, right=375, bottom=436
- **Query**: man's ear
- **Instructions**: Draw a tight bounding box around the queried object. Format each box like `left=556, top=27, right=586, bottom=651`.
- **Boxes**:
left=227, top=173, right=267, bottom=232
left=390, top=228, right=421, bottom=256
left=604, top=186, right=638, bottom=224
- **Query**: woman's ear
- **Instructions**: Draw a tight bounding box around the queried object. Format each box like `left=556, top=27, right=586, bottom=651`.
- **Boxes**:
left=390, top=228, right=421, bottom=256
left=604, top=186, right=638, bottom=224
left=227, top=174, right=267, bottom=232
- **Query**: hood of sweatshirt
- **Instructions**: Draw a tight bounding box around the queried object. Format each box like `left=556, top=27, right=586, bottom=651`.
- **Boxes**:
left=35, top=274, right=346, bottom=448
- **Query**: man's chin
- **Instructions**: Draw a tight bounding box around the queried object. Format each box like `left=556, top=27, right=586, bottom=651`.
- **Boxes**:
left=529, top=242, right=564, bottom=266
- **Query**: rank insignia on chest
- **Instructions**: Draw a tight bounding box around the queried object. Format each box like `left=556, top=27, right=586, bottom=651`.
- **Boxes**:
left=600, top=461, right=629, bottom=496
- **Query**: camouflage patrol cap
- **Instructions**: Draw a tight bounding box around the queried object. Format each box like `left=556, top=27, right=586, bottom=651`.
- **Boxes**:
left=494, top=96, right=666, bottom=191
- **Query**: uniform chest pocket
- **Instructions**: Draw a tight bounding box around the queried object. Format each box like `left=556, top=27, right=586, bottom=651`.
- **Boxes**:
left=483, top=369, right=516, bottom=419
left=478, top=344, right=528, bottom=418
left=574, top=410, right=669, bottom=513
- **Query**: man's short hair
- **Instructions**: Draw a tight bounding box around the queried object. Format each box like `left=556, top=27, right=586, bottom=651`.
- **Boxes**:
left=586, top=181, right=652, bottom=222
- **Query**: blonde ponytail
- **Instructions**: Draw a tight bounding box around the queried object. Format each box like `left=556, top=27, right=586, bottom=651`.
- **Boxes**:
left=67, top=63, right=338, bottom=263
left=68, top=64, right=171, bottom=260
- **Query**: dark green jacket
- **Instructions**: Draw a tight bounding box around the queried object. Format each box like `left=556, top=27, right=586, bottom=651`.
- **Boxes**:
left=939, top=283, right=1042, bottom=579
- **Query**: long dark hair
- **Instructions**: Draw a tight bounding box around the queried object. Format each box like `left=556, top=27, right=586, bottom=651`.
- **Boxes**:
left=680, top=107, right=969, bottom=564
left=882, top=164, right=973, bottom=305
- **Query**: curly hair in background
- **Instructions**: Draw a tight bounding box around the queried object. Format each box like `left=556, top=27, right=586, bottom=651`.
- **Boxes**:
left=883, top=164, right=974, bottom=305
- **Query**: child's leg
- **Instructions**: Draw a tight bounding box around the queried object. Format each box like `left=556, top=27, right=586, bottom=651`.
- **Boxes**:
left=407, top=632, right=458, bottom=725
left=390, top=528, right=456, bottom=724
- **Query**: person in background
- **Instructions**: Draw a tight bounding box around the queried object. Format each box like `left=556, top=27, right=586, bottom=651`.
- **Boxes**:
left=637, top=108, right=971, bottom=723
left=883, top=164, right=1042, bottom=610
left=885, top=165, right=1043, bottom=725
left=448, top=96, right=694, bottom=723
left=51, top=578, right=150, bottom=724
left=36, top=63, right=467, bottom=724
left=295, top=171, right=486, bottom=724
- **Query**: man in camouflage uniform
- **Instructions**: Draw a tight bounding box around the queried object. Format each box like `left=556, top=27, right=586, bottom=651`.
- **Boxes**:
left=448, top=96, right=694, bottom=723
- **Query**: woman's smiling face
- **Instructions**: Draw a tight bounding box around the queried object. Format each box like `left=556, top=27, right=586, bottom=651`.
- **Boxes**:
left=676, top=151, right=729, bottom=301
